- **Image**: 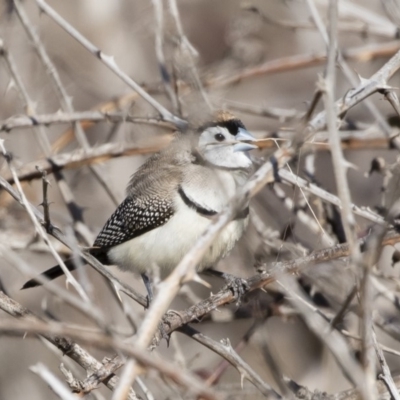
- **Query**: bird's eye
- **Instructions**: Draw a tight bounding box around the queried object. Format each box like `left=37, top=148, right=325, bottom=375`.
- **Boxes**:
left=214, top=133, right=225, bottom=142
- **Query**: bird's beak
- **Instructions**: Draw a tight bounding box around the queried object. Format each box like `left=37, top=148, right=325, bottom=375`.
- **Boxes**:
left=233, top=128, right=258, bottom=152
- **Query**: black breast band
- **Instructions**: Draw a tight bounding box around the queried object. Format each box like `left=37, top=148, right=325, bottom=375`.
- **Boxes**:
left=178, top=187, right=249, bottom=220
left=178, top=187, right=217, bottom=216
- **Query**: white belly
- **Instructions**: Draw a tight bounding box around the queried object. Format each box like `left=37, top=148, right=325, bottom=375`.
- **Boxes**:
left=107, top=199, right=248, bottom=275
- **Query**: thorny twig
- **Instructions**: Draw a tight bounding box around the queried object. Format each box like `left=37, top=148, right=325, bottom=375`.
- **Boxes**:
left=30, top=363, right=80, bottom=400
left=5, top=139, right=172, bottom=184
left=322, top=2, right=375, bottom=396
left=0, top=291, right=139, bottom=400
left=34, top=0, right=186, bottom=129
left=150, top=230, right=400, bottom=345
left=0, top=292, right=219, bottom=400
left=372, top=328, right=400, bottom=400
left=0, top=111, right=175, bottom=132
left=152, top=0, right=180, bottom=113
left=180, top=325, right=280, bottom=399
left=0, top=36, right=93, bottom=245
left=0, top=140, right=89, bottom=301
left=37, top=167, right=51, bottom=233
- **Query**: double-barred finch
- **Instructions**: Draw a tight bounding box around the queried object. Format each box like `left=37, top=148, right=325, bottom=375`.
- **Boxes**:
left=23, top=111, right=258, bottom=299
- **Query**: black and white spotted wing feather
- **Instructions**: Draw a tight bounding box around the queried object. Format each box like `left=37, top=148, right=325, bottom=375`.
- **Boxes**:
left=94, top=196, right=174, bottom=248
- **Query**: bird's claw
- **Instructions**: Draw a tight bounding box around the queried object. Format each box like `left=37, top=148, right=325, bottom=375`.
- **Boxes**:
left=159, top=310, right=181, bottom=346
left=158, top=321, right=171, bottom=346
left=222, top=274, right=249, bottom=306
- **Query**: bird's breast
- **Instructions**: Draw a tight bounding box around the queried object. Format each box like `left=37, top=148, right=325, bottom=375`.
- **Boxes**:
left=180, top=167, right=238, bottom=213
left=106, top=193, right=248, bottom=275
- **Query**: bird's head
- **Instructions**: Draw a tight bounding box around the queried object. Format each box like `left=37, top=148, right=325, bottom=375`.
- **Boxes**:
left=197, top=111, right=257, bottom=169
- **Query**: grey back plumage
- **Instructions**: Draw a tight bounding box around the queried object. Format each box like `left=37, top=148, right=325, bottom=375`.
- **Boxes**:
left=94, top=134, right=193, bottom=249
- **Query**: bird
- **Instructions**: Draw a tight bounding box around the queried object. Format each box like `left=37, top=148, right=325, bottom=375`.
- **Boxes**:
left=22, top=111, right=258, bottom=302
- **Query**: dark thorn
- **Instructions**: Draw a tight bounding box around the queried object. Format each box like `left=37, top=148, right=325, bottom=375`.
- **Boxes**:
left=67, top=201, right=85, bottom=223
left=280, top=223, right=294, bottom=241
left=46, top=158, right=62, bottom=173
left=5, top=0, right=14, bottom=14
left=392, top=250, right=400, bottom=266
left=235, top=206, right=249, bottom=220
left=368, top=157, right=385, bottom=176
left=325, top=204, right=346, bottom=243
left=389, top=136, right=398, bottom=149
left=343, top=118, right=358, bottom=130
left=45, top=164, right=85, bottom=225
left=270, top=155, right=281, bottom=183
left=293, top=204, right=307, bottom=214
left=29, top=116, right=38, bottom=126
left=387, top=114, right=400, bottom=128
left=392, top=215, right=400, bottom=232
left=375, top=205, right=387, bottom=216
left=0, top=275, right=9, bottom=296
left=312, top=292, right=330, bottom=308
left=3, top=151, right=13, bottom=163
left=287, top=379, right=303, bottom=394
left=300, top=277, right=331, bottom=308
left=243, top=5, right=259, bottom=13
left=159, top=63, right=170, bottom=84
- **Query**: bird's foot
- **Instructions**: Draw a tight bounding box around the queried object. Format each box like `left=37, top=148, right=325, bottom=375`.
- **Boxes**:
left=221, top=273, right=249, bottom=306
left=158, top=310, right=182, bottom=346
left=158, top=321, right=170, bottom=346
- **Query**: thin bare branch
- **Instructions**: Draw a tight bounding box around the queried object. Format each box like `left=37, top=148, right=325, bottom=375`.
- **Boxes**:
left=34, top=0, right=186, bottom=129
left=0, top=309, right=220, bottom=400
left=181, top=325, right=280, bottom=399
left=30, top=363, right=80, bottom=400
left=372, top=329, right=400, bottom=400
left=6, top=138, right=172, bottom=184
left=207, top=41, right=400, bottom=87
left=279, top=168, right=385, bottom=226
left=0, top=291, right=139, bottom=400
left=0, top=140, right=89, bottom=301
left=150, top=230, right=400, bottom=345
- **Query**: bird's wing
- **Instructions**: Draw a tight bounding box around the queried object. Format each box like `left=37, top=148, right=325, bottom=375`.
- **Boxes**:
left=93, top=194, right=175, bottom=248
left=94, top=148, right=187, bottom=249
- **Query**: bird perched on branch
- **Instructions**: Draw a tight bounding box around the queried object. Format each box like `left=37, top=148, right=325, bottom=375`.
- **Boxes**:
left=23, top=111, right=258, bottom=302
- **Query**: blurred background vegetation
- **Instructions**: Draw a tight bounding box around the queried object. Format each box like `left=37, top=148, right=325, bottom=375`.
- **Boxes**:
left=1, top=1, right=400, bottom=399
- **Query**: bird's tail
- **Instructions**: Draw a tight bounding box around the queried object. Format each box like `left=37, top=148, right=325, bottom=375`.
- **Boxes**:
left=21, top=248, right=108, bottom=290
left=21, top=258, right=79, bottom=289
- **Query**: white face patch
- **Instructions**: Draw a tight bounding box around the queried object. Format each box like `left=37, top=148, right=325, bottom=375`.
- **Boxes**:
left=198, top=126, right=230, bottom=147
left=198, top=126, right=252, bottom=169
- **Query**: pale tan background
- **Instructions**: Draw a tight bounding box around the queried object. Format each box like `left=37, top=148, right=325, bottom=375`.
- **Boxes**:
left=1, top=1, right=400, bottom=399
